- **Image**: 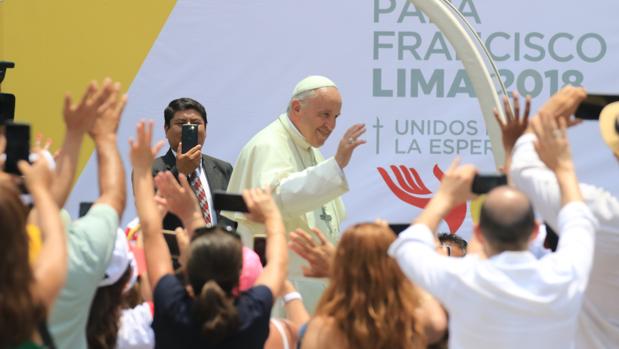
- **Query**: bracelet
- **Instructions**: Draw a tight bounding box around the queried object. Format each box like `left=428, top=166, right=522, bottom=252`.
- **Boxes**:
left=283, top=291, right=302, bottom=304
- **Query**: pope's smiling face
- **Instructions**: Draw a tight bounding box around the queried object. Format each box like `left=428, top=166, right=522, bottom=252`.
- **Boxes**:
left=289, top=87, right=342, bottom=148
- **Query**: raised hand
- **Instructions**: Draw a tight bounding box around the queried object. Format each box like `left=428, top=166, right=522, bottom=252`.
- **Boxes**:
left=243, top=187, right=280, bottom=224
left=176, top=142, right=202, bottom=175
left=537, top=85, right=586, bottom=128
left=18, top=154, right=53, bottom=193
left=289, top=227, right=334, bottom=278
left=129, top=120, right=164, bottom=171
left=154, top=171, right=201, bottom=224
left=335, top=123, right=366, bottom=169
left=494, top=91, right=531, bottom=154
left=434, top=158, right=476, bottom=208
left=64, top=79, right=116, bottom=134
left=531, top=111, right=572, bottom=172
left=88, top=80, right=128, bottom=140
left=33, top=133, right=53, bottom=154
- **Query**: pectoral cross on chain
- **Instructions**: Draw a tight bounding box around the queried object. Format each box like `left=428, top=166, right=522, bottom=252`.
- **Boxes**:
left=320, top=206, right=334, bottom=236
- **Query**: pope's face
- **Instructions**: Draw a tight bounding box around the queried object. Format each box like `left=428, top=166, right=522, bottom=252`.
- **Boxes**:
left=164, top=109, right=207, bottom=152
left=290, top=87, right=342, bottom=147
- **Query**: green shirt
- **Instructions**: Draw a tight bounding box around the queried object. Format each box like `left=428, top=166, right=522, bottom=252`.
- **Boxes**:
left=48, top=204, right=119, bottom=349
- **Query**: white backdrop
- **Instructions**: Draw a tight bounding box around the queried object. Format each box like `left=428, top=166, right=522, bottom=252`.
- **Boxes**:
left=67, top=0, right=619, bottom=239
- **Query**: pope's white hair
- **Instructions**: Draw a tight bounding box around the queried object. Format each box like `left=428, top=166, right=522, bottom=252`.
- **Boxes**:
left=286, top=89, right=319, bottom=113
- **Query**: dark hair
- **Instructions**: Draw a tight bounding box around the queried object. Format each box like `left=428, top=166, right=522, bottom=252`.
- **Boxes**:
left=86, top=265, right=133, bottom=349
left=187, top=227, right=243, bottom=343
left=479, top=197, right=535, bottom=251
left=164, top=98, right=207, bottom=128
left=438, top=233, right=468, bottom=254
left=0, top=180, right=45, bottom=348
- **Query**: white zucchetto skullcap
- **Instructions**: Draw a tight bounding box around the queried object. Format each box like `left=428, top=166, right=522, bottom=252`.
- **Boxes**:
left=292, top=75, right=337, bottom=97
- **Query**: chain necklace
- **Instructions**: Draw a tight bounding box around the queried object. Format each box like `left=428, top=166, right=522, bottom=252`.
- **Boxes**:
left=279, top=118, right=335, bottom=237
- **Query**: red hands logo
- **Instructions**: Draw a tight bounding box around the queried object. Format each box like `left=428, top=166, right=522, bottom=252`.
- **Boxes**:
left=377, top=164, right=467, bottom=234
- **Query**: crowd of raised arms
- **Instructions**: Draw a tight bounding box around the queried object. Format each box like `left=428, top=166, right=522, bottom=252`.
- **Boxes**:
left=0, top=75, right=618, bottom=349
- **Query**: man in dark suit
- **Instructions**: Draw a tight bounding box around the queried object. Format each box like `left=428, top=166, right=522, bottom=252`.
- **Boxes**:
left=152, top=97, right=234, bottom=228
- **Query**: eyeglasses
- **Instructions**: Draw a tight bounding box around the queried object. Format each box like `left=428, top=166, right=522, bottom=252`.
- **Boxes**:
left=192, top=224, right=241, bottom=241
left=442, top=244, right=452, bottom=256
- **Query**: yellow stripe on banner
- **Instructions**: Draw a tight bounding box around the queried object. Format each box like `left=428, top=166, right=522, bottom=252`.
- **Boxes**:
left=0, top=0, right=176, bottom=174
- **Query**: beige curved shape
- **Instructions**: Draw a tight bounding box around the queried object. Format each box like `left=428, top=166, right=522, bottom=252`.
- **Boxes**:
left=409, top=0, right=505, bottom=166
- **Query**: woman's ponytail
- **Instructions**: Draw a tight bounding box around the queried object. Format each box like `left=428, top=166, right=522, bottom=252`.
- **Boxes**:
left=192, top=280, right=240, bottom=343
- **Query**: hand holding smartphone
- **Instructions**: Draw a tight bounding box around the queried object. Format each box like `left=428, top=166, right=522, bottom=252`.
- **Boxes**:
left=575, top=94, right=619, bottom=120
left=181, top=124, right=198, bottom=153
left=471, top=174, right=507, bottom=194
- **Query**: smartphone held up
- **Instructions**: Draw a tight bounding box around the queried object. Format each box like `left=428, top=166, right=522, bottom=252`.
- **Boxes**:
left=4, top=122, right=30, bottom=175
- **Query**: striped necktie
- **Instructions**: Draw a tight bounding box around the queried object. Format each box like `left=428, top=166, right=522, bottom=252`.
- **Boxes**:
left=187, top=170, right=212, bottom=224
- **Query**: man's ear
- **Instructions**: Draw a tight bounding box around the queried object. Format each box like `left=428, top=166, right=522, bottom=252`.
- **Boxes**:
left=291, top=99, right=302, bottom=115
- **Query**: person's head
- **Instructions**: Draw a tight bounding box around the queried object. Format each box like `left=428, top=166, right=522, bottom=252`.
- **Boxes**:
left=474, top=186, right=538, bottom=256
left=0, top=179, right=44, bottom=347
left=87, top=229, right=138, bottom=349
left=185, top=226, right=243, bottom=342
left=438, top=233, right=468, bottom=257
left=164, top=98, right=208, bottom=151
left=316, top=223, right=425, bottom=349
left=287, top=76, right=342, bottom=148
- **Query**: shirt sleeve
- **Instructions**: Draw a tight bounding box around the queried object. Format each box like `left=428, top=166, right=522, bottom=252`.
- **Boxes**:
left=510, top=133, right=603, bottom=233
left=388, top=224, right=462, bottom=305
left=153, top=274, right=192, bottom=326
left=541, top=202, right=598, bottom=290
left=68, top=203, right=119, bottom=276
left=510, top=133, right=564, bottom=229
left=275, top=157, right=348, bottom=216
left=236, top=285, right=274, bottom=332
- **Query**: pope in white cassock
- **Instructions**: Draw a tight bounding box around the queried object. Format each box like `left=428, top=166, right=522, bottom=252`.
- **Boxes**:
left=225, top=75, right=366, bottom=312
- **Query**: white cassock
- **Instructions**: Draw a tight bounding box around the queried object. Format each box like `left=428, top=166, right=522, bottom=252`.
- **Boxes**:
left=224, top=113, right=347, bottom=313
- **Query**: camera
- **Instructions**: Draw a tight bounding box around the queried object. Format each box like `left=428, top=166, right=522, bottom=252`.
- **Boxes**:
left=0, top=61, right=16, bottom=124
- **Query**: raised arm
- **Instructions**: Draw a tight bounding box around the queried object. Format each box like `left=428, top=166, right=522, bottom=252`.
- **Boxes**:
left=52, top=79, right=116, bottom=207
left=531, top=112, right=582, bottom=205
left=493, top=91, right=530, bottom=173
left=88, top=81, right=128, bottom=216
left=19, top=156, right=66, bottom=310
left=509, top=86, right=587, bottom=229
left=245, top=188, right=288, bottom=296
left=530, top=110, right=596, bottom=283
left=388, top=158, right=474, bottom=301
left=129, top=120, right=170, bottom=289
left=415, top=158, right=476, bottom=235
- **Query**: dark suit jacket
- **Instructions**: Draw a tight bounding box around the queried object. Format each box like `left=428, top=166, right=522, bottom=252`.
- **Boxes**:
left=152, top=148, right=236, bottom=229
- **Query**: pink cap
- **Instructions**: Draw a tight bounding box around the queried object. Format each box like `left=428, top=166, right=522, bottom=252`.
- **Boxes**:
left=238, top=247, right=263, bottom=292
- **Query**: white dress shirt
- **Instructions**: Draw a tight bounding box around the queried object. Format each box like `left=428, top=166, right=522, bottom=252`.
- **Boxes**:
left=511, top=133, right=619, bottom=349
left=389, top=202, right=597, bottom=349
left=171, top=150, right=217, bottom=224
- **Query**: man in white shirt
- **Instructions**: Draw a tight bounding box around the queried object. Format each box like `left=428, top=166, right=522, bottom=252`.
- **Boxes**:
left=151, top=98, right=234, bottom=228
left=225, top=75, right=366, bottom=311
left=510, top=86, right=619, bottom=348
left=389, top=111, right=597, bottom=349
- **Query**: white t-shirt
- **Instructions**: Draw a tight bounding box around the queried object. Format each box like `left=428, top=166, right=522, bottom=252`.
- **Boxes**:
left=117, top=302, right=154, bottom=349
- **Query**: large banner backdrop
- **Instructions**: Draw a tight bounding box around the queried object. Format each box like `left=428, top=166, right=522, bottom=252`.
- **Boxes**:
left=44, top=0, right=619, bottom=238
